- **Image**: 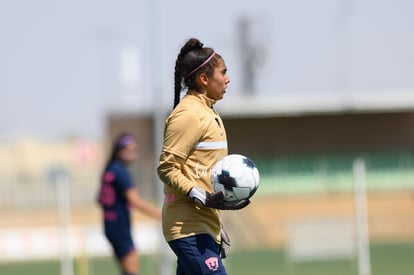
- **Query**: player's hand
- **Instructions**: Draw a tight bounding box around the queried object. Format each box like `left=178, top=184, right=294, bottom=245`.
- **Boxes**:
left=188, top=186, right=225, bottom=207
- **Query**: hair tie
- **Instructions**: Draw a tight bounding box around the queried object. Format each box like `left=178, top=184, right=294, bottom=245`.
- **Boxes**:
left=185, top=51, right=216, bottom=78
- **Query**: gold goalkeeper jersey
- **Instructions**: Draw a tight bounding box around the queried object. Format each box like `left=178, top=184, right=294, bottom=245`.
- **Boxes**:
left=157, top=91, right=228, bottom=243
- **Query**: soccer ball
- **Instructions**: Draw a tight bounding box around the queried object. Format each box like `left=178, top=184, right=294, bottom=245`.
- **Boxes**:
left=211, top=154, right=260, bottom=202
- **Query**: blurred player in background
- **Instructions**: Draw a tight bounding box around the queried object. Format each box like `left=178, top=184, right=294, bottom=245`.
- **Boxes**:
left=157, top=38, right=249, bottom=275
left=97, top=133, right=161, bottom=275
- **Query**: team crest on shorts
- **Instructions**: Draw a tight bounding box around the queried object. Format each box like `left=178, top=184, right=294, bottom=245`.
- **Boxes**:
left=204, top=257, right=219, bottom=271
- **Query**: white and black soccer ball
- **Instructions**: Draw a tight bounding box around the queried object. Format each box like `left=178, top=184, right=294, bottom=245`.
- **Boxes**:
left=211, top=154, right=260, bottom=202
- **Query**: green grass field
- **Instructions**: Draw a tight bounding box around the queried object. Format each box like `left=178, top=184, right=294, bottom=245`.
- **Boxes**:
left=1, top=242, right=413, bottom=275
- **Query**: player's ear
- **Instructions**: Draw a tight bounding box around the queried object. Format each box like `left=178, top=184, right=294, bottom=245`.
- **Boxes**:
left=198, top=72, right=209, bottom=86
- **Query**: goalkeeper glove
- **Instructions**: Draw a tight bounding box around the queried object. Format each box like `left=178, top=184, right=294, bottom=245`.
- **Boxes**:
left=188, top=186, right=224, bottom=207
left=188, top=186, right=250, bottom=210
left=210, top=198, right=250, bottom=210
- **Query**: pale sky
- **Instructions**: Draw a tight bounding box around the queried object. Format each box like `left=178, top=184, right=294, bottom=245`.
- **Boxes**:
left=1, top=0, right=413, bottom=140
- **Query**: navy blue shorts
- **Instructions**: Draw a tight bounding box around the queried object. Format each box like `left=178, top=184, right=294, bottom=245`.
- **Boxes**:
left=105, top=232, right=135, bottom=259
left=168, top=234, right=227, bottom=275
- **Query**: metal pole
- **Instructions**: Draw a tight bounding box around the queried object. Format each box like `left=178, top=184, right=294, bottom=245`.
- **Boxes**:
left=56, top=172, right=74, bottom=275
left=353, top=158, right=371, bottom=275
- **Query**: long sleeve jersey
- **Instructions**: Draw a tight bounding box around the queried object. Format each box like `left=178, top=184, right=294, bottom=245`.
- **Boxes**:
left=157, top=91, right=228, bottom=243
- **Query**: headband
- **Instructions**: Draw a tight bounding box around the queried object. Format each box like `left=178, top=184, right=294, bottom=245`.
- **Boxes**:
left=185, top=51, right=216, bottom=78
left=116, top=135, right=135, bottom=148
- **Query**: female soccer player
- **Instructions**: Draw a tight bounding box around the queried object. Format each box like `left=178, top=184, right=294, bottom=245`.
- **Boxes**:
left=157, top=38, right=250, bottom=275
left=97, top=133, right=161, bottom=275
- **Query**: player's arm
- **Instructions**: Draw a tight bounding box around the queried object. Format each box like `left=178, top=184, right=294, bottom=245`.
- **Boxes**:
left=157, top=151, right=223, bottom=202
left=157, top=151, right=195, bottom=195
left=124, top=188, right=161, bottom=220
left=157, top=110, right=202, bottom=195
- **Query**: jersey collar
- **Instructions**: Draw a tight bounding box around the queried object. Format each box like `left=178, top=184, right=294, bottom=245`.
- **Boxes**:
left=186, top=90, right=216, bottom=108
